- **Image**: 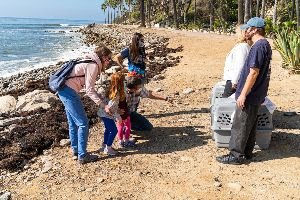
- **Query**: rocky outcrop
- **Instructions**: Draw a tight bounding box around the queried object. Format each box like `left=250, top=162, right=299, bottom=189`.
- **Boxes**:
left=16, top=90, right=59, bottom=112
left=0, top=25, right=183, bottom=172
left=0, top=95, right=16, bottom=114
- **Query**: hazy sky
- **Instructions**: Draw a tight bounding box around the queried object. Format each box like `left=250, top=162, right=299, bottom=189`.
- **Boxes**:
left=0, top=0, right=106, bottom=21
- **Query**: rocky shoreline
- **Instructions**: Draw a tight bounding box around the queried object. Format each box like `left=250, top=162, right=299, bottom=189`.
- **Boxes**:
left=0, top=24, right=183, bottom=171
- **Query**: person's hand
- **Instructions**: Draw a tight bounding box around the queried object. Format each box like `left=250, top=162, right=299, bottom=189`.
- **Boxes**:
left=120, top=68, right=128, bottom=73
left=104, top=105, right=112, bottom=115
left=232, top=84, right=237, bottom=89
left=118, top=109, right=125, bottom=115
left=236, top=94, right=246, bottom=109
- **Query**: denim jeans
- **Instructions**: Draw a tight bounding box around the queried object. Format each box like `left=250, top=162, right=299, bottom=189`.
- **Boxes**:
left=229, top=103, right=260, bottom=158
left=57, top=86, right=89, bottom=159
left=130, top=112, right=153, bottom=131
left=101, top=117, right=117, bottom=146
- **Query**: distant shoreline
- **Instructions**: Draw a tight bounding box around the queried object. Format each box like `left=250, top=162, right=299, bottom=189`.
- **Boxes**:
left=0, top=16, right=104, bottom=24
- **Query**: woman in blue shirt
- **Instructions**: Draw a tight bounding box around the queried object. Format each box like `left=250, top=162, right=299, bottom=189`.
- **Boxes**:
left=115, top=32, right=146, bottom=79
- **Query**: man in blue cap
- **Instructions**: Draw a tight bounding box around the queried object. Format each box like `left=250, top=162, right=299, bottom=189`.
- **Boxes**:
left=216, top=17, right=272, bottom=164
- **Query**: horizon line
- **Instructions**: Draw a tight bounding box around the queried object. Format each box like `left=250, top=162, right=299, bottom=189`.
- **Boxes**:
left=0, top=16, right=104, bottom=22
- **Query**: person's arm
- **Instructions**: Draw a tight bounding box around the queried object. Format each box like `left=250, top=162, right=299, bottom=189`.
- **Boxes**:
left=148, top=91, right=172, bottom=102
left=85, top=63, right=111, bottom=113
left=85, top=64, right=105, bottom=107
left=236, top=67, right=260, bottom=108
left=231, top=44, right=250, bottom=86
left=114, top=53, right=127, bottom=69
left=115, top=48, right=130, bottom=70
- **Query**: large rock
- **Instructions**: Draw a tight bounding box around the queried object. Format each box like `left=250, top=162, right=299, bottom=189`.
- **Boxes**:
left=0, top=95, right=16, bottom=114
left=105, top=66, right=121, bottom=75
left=16, top=90, right=58, bottom=112
left=182, top=88, right=195, bottom=95
left=0, top=191, right=11, bottom=200
left=227, top=182, right=243, bottom=192
left=0, top=117, right=24, bottom=127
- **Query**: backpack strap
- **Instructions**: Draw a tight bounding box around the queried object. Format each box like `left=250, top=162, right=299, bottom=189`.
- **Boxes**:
left=66, top=59, right=97, bottom=80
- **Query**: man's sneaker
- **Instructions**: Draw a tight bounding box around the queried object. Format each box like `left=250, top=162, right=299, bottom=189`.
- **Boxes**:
left=72, top=152, right=78, bottom=160
left=124, top=140, right=136, bottom=147
left=104, top=147, right=117, bottom=156
left=216, top=154, right=245, bottom=165
left=78, top=153, right=98, bottom=165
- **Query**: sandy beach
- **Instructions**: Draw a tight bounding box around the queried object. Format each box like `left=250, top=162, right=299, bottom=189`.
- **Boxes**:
left=1, top=25, right=300, bottom=200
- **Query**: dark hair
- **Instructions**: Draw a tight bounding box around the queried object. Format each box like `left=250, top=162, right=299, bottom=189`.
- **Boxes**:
left=94, top=44, right=112, bottom=59
left=256, top=27, right=266, bottom=37
left=126, top=76, right=142, bottom=89
left=129, top=32, right=144, bottom=62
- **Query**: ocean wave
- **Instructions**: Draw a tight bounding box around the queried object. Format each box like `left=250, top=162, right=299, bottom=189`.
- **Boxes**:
left=0, top=45, right=95, bottom=78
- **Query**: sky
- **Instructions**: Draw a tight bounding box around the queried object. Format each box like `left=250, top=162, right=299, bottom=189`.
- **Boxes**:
left=0, top=0, right=106, bottom=21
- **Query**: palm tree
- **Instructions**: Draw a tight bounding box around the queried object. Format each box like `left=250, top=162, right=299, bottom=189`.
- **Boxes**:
left=244, top=0, right=251, bottom=22
left=296, top=0, right=300, bottom=30
left=238, top=0, right=244, bottom=24
left=256, top=0, right=260, bottom=17
left=140, top=0, right=146, bottom=27
left=172, top=0, right=179, bottom=28
left=148, top=0, right=152, bottom=27
left=101, top=3, right=107, bottom=24
left=209, top=0, right=215, bottom=31
left=292, top=0, right=296, bottom=20
left=273, top=0, right=278, bottom=25
left=261, top=0, right=266, bottom=18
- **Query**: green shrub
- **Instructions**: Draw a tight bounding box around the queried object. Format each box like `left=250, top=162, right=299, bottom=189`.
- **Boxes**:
left=131, top=11, right=140, bottom=20
left=265, top=18, right=276, bottom=36
left=274, top=27, right=300, bottom=73
left=154, top=13, right=166, bottom=24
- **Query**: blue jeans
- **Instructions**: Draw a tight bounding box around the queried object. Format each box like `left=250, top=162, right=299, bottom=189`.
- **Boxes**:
left=57, top=86, right=89, bottom=159
left=101, top=117, right=117, bottom=146
left=130, top=112, right=153, bottom=131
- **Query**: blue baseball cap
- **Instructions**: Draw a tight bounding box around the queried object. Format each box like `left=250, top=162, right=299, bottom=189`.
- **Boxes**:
left=240, top=17, right=265, bottom=30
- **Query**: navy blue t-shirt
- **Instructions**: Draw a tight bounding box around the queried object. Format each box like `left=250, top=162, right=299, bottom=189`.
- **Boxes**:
left=235, top=39, right=272, bottom=105
left=120, top=47, right=146, bottom=70
left=120, top=48, right=132, bottom=65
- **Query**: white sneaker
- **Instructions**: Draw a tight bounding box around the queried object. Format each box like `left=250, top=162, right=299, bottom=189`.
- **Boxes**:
left=72, top=152, right=78, bottom=160
left=104, top=147, right=117, bottom=156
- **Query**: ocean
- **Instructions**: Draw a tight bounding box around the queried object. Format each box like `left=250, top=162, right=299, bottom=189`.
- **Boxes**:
left=0, top=17, right=101, bottom=77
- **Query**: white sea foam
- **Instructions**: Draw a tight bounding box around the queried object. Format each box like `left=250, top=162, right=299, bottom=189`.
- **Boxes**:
left=0, top=44, right=95, bottom=78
